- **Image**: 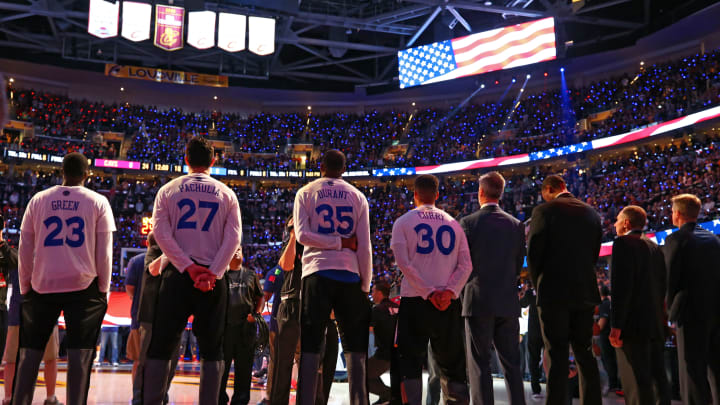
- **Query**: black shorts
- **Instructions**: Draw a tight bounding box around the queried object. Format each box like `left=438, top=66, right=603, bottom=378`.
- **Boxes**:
left=21, top=278, right=107, bottom=350
left=300, top=273, right=371, bottom=353
left=396, top=297, right=467, bottom=383
left=146, top=267, right=228, bottom=361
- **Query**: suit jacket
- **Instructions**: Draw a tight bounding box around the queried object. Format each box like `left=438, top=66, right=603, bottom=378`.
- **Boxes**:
left=527, top=193, right=602, bottom=308
left=460, top=204, right=525, bottom=317
left=665, top=222, right=720, bottom=325
left=610, top=231, right=666, bottom=341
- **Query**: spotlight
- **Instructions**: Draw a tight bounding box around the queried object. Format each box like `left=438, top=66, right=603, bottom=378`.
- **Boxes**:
left=480, top=84, right=485, bottom=89
left=213, top=96, right=218, bottom=100
left=495, top=80, right=499, bottom=85
left=412, top=102, right=416, bottom=106
left=544, top=72, right=548, bottom=77
left=120, top=87, right=124, bottom=91
left=8, top=78, right=14, bottom=83
left=512, top=77, right=516, bottom=83
left=307, top=106, right=312, bottom=110
left=640, top=61, right=645, bottom=66
left=560, top=67, right=565, bottom=73
left=526, top=74, right=531, bottom=79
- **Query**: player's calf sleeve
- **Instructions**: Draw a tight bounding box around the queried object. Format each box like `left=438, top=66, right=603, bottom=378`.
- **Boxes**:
left=142, top=359, right=172, bottom=405
left=297, top=352, right=321, bottom=405
left=66, top=349, right=95, bottom=405
left=11, top=348, right=44, bottom=405
left=346, top=352, right=370, bottom=405
left=198, top=360, right=224, bottom=405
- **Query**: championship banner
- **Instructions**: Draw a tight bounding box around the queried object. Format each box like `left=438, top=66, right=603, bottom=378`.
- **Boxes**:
left=248, top=16, right=275, bottom=55
left=105, top=64, right=229, bottom=87
left=121, top=1, right=151, bottom=42
left=87, top=0, right=119, bottom=39
left=187, top=10, right=216, bottom=49
left=218, top=12, right=246, bottom=52
left=154, top=5, right=185, bottom=51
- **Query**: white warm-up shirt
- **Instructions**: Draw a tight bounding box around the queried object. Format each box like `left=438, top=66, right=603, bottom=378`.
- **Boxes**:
left=19, top=185, right=116, bottom=294
left=391, top=204, right=472, bottom=299
left=152, top=173, right=242, bottom=277
left=293, top=177, right=372, bottom=292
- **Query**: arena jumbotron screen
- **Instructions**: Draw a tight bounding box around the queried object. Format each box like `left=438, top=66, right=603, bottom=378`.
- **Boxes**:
left=398, top=17, right=556, bottom=88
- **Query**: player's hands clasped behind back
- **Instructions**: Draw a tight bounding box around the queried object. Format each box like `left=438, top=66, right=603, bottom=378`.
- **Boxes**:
left=429, top=290, right=454, bottom=311
left=187, top=264, right=216, bottom=292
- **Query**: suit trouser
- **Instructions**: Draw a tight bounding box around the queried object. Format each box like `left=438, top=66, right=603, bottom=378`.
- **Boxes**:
left=676, top=318, right=720, bottom=405
left=538, top=304, right=601, bottom=405
left=527, top=324, right=544, bottom=394
left=397, top=298, right=468, bottom=405
left=616, top=339, right=655, bottom=405
left=16, top=279, right=107, bottom=403
left=464, top=315, right=526, bottom=405
left=219, top=321, right=256, bottom=405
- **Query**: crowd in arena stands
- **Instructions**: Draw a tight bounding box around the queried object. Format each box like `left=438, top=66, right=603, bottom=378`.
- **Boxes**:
left=5, top=51, right=720, bottom=170
left=0, top=132, right=719, bottom=290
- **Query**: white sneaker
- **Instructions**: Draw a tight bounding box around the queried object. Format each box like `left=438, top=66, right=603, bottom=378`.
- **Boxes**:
left=112, top=362, right=119, bottom=367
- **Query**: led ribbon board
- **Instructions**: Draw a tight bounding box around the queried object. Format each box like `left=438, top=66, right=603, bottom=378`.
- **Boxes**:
left=398, top=17, right=556, bottom=89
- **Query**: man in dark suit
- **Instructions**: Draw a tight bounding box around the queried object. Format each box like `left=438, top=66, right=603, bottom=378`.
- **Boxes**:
left=527, top=175, right=602, bottom=405
left=664, top=194, right=720, bottom=405
left=460, top=171, right=526, bottom=405
left=608, top=205, right=671, bottom=405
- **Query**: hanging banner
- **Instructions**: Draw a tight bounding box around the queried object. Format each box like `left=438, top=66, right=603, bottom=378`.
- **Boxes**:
left=87, top=0, right=119, bottom=39
left=187, top=10, right=216, bottom=49
left=121, top=1, right=151, bottom=42
left=105, top=64, right=229, bottom=87
left=218, top=12, right=246, bottom=52
left=154, top=5, right=185, bottom=51
left=248, top=16, right=275, bottom=55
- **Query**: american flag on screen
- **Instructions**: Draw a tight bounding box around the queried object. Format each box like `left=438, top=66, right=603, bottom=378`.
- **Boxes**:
left=398, top=17, right=556, bottom=88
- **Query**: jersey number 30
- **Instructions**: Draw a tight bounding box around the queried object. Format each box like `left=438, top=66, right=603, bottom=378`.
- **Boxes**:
left=43, top=216, right=85, bottom=247
left=414, top=224, right=455, bottom=255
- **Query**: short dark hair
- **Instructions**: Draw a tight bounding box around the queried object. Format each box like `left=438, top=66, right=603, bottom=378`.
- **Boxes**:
left=186, top=137, right=214, bottom=168
left=620, top=205, right=647, bottom=230
left=62, top=152, right=89, bottom=179
left=671, top=194, right=701, bottom=220
left=479, top=171, right=505, bottom=200
left=542, top=174, right=566, bottom=192
left=414, top=174, right=439, bottom=204
left=373, top=280, right=391, bottom=298
left=147, top=232, right=157, bottom=247
left=321, top=149, right=346, bottom=174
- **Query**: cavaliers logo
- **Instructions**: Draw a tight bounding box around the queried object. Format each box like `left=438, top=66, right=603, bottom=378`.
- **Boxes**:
left=160, top=28, right=180, bottom=47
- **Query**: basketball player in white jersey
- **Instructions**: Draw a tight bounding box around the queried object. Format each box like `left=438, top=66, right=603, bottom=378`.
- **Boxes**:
left=142, top=137, right=242, bottom=405
left=390, top=174, right=472, bottom=405
left=15, top=152, right=115, bottom=405
left=293, top=150, right=372, bottom=405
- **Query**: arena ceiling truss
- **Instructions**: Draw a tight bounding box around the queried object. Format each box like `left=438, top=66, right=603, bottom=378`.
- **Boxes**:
left=0, top=0, right=711, bottom=91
